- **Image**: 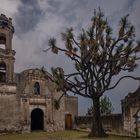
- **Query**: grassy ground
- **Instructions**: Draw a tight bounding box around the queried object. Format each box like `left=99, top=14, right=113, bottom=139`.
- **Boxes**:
left=0, top=130, right=139, bottom=140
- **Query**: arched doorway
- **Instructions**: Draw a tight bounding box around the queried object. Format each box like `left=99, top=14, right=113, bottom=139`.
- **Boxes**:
left=31, top=108, right=44, bottom=131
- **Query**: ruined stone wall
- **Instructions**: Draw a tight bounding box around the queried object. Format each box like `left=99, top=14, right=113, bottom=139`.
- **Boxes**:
left=0, top=84, right=20, bottom=132
left=0, top=13, right=71, bottom=133
left=122, top=100, right=140, bottom=137
left=65, top=95, right=78, bottom=128
left=65, top=95, right=78, bottom=117
left=101, top=114, right=123, bottom=133
left=0, top=69, right=69, bottom=133
left=16, top=69, right=53, bottom=96
left=53, top=91, right=65, bottom=131
left=15, top=69, right=66, bottom=132
left=75, top=114, right=123, bottom=133
left=121, top=87, right=140, bottom=137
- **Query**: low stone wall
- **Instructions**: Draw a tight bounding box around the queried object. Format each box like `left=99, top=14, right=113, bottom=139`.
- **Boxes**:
left=75, top=114, right=123, bottom=134
left=101, top=114, right=123, bottom=133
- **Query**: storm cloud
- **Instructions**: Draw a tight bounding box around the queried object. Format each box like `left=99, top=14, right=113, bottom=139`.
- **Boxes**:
left=15, top=0, right=44, bottom=34
left=0, top=0, right=140, bottom=115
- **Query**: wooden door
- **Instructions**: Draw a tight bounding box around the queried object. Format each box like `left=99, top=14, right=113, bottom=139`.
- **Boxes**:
left=65, top=114, right=72, bottom=130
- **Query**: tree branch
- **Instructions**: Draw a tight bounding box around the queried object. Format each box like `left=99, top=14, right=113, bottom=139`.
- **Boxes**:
left=107, top=76, right=140, bottom=90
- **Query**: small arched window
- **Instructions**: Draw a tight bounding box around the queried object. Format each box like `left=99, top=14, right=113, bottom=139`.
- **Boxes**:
left=0, top=62, right=6, bottom=82
left=34, top=82, right=40, bottom=95
left=0, top=34, right=6, bottom=49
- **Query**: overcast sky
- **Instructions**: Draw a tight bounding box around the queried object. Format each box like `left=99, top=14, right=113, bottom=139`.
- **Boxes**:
left=0, top=0, right=140, bottom=115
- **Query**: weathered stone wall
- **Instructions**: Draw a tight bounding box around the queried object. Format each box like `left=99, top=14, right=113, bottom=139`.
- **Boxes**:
left=65, top=95, right=78, bottom=117
left=75, top=114, right=123, bottom=133
left=15, top=69, right=48, bottom=96
left=0, top=84, right=20, bottom=132
left=121, top=87, right=140, bottom=137
left=0, top=14, right=15, bottom=83
left=0, top=13, right=76, bottom=134
left=0, top=68, right=77, bottom=133
left=101, top=114, right=123, bottom=133
left=53, top=91, right=65, bottom=131
left=0, top=54, right=77, bottom=134
left=65, top=95, right=78, bottom=128
left=15, top=69, right=66, bottom=132
left=122, top=100, right=140, bottom=137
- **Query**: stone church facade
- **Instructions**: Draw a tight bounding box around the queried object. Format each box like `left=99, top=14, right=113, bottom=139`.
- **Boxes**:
left=0, top=14, right=78, bottom=133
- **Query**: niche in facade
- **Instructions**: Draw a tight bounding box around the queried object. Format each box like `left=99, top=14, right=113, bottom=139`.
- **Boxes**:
left=34, top=82, right=40, bottom=95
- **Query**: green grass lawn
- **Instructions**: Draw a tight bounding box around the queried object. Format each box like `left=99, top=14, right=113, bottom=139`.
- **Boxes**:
left=0, top=130, right=138, bottom=140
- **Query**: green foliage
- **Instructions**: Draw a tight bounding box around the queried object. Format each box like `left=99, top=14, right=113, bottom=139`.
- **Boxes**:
left=100, top=96, right=114, bottom=114
left=87, top=96, right=114, bottom=115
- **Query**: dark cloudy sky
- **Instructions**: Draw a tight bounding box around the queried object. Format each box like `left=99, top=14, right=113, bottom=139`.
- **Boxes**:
left=0, top=0, right=140, bottom=115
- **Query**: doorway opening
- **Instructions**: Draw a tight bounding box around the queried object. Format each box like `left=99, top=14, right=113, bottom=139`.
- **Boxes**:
left=65, top=114, right=72, bottom=130
left=31, top=108, right=44, bottom=131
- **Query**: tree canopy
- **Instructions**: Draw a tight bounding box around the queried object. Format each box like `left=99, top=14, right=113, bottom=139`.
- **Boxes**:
left=45, top=8, right=140, bottom=137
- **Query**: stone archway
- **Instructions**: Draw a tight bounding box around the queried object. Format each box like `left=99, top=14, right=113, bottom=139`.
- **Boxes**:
left=31, top=108, right=44, bottom=131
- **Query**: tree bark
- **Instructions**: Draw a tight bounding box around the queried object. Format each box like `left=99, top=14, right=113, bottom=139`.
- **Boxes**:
left=88, top=97, right=108, bottom=137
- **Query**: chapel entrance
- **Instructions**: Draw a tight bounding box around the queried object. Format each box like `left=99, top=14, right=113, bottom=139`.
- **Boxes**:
left=31, top=108, right=44, bottom=131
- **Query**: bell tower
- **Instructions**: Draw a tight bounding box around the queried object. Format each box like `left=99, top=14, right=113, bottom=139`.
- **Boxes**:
left=0, top=14, right=15, bottom=83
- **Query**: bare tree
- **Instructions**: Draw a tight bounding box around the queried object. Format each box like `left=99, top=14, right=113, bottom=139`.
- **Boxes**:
left=45, top=9, right=140, bottom=137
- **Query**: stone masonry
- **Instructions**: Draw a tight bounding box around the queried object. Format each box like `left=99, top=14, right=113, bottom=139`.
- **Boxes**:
left=0, top=14, right=78, bottom=133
